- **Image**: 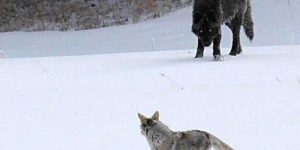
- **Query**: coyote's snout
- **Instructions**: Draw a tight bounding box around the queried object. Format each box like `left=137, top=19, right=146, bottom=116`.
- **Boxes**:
left=138, top=111, right=234, bottom=150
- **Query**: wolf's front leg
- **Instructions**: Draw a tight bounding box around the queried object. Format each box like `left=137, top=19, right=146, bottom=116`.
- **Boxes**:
left=195, top=39, right=204, bottom=58
left=213, top=34, right=224, bottom=61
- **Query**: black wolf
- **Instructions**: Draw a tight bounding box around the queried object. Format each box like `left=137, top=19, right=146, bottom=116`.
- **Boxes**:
left=192, top=0, right=254, bottom=60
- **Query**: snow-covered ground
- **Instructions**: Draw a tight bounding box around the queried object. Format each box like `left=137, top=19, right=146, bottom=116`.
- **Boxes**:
left=0, top=1, right=299, bottom=150
left=0, top=46, right=300, bottom=150
left=0, top=0, right=299, bottom=58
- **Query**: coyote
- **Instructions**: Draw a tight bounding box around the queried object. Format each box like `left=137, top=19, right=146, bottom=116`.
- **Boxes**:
left=138, top=111, right=234, bottom=150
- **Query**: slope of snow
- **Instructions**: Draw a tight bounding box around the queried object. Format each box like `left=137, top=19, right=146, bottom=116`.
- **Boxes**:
left=0, top=0, right=299, bottom=58
left=0, top=46, right=300, bottom=150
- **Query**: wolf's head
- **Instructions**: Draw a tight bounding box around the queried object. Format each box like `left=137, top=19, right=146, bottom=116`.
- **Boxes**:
left=138, top=111, right=172, bottom=138
left=192, top=7, right=222, bottom=47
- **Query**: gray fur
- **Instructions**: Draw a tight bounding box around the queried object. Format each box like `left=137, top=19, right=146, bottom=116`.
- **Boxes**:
left=138, top=112, right=234, bottom=150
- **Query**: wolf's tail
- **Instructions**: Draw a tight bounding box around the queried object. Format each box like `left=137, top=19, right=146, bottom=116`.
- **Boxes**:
left=208, top=133, right=234, bottom=150
left=243, top=0, right=254, bottom=41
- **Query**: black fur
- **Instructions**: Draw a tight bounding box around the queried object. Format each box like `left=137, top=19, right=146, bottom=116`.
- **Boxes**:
left=192, top=0, right=254, bottom=58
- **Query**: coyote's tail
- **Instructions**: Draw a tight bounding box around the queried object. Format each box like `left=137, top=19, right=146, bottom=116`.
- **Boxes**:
left=209, top=133, right=234, bottom=150
left=243, top=0, right=254, bottom=41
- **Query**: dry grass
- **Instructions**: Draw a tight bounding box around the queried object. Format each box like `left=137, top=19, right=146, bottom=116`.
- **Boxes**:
left=0, top=0, right=192, bottom=32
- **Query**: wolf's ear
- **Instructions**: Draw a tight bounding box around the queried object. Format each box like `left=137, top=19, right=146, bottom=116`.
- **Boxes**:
left=152, top=111, right=159, bottom=120
left=138, top=113, right=147, bottom=124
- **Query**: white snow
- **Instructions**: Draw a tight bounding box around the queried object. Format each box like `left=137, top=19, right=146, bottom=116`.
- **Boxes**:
left=0, top=46, right=300, bottom=150
left=0, top=0, right=299, bottom=58
left=0, top=0, right=300, bottom=150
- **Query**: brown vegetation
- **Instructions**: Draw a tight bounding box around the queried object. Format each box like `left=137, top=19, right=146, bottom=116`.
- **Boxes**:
left=0, top=0, right=192, bottom=32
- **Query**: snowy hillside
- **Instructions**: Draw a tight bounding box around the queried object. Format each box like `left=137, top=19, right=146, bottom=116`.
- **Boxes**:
left=0, top=46, right=300, bottom=150
left=0, top=0, right=299, bottom=58
left=0, top=0, right=192, bottom=32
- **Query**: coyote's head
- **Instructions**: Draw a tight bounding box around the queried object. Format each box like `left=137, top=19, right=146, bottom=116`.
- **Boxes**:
left=138, top=111, right=174, bottom=148
left=138, top=111, right=172, bottom=138
left=138, top=111, right=160, bottom=136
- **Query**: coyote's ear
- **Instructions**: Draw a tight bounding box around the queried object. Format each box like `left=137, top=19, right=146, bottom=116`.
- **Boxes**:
left=138, top=113, right=147, bottom=124
left=152, top=111, right=159, bottom=121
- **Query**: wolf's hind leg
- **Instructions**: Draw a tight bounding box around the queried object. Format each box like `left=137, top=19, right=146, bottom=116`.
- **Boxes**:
left=226, top=22, right=242, bottom=55
left=237, top=44, right=242, bottom=55
left=195, top=39, right=204, bottom=58
left=229, top=16, right=242, bottom=56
